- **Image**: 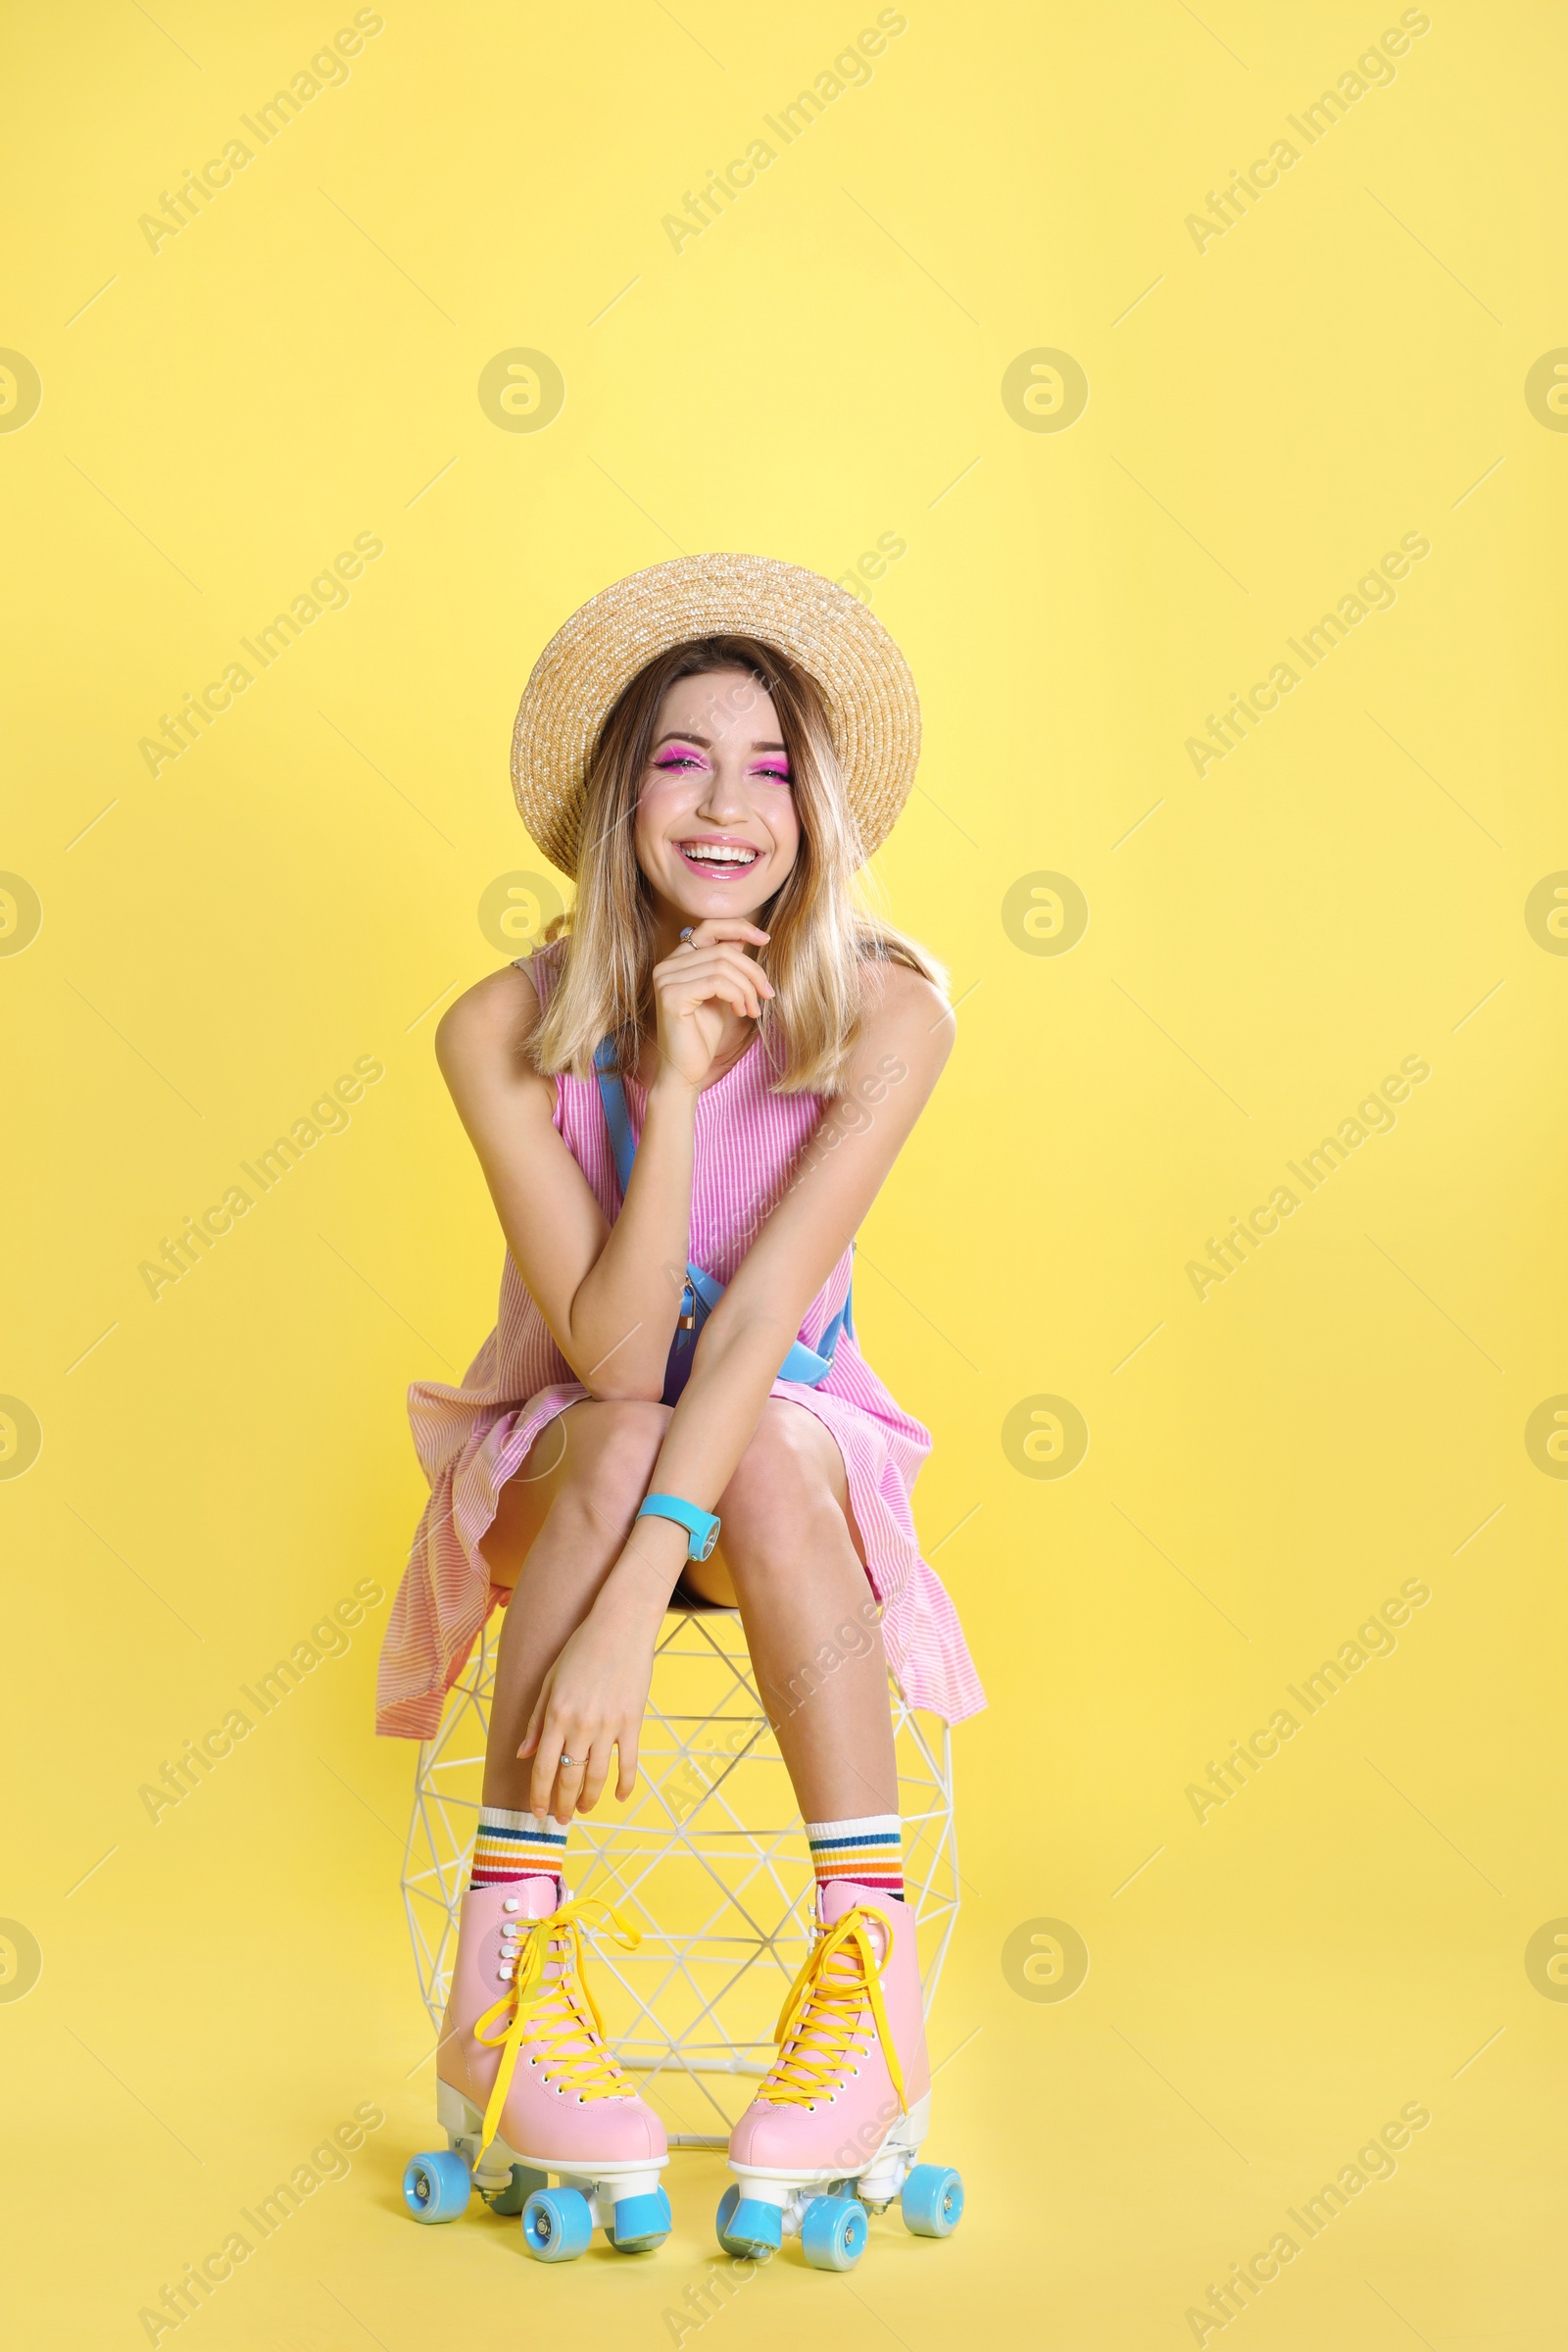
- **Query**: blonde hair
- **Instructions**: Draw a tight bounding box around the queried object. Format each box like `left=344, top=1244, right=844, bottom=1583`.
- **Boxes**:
left=528, top=635, right=944, bottom=1095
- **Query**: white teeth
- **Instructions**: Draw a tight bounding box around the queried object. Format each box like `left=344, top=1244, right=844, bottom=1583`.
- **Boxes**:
left=682, top=844, right=757, bottom=865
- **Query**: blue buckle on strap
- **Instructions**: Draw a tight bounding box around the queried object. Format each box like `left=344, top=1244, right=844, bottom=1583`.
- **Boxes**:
left=592, top=1038, right=851, bottom=1392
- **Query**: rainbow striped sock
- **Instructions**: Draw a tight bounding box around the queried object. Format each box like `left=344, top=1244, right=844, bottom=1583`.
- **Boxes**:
left=805, top=1812, right=904, bottom=1901
left=469, top=1806, right=566, bottom=1894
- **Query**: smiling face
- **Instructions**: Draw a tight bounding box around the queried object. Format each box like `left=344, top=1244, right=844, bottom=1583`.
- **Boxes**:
left=632, top=666, right=801, bottom=923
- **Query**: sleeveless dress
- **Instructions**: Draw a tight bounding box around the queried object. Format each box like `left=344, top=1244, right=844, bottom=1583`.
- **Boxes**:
left=375, top=940, right=985, bottom=1739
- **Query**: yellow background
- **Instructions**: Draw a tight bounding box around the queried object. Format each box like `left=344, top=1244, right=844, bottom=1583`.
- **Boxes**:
left=4, top=1, right=1566, bottom=2342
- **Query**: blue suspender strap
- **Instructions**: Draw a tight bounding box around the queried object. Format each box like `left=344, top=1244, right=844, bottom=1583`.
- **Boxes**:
left=593, top=1038, right=638, bottom=1199
left=590, top=1035, right=854, bottom=1391
left=684, top=1263, right=725, bottom=1317
left=778, top=1247, right=854, bottom=1380
left=776, top=1281, right=851, bottom=1386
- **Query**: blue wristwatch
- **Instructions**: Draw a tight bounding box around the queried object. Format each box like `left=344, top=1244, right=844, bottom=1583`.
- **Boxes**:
left=636, top=1493, right=721, bottom=1561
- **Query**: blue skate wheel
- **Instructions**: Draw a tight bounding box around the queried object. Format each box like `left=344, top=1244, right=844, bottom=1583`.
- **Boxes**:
left=715, top=2185, right=782, bottom=2259
left=606, top=2186, right=672, bottom=2252
left=481, top=2162, right=549, bottom=2217
left=521, top=2185, right=593, bottom=2262
left=801, top=2192, right=868, bottom=2272
left=403, top=2149, right=470, bottom=2224
left=902, top=2163, right=963, bottom=2237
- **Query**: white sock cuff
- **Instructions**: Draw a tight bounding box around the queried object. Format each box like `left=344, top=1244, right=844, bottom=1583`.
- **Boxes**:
left=803, top=1811, right=901, bottom=1840
left=476, top=1806, right=567, bottom=1835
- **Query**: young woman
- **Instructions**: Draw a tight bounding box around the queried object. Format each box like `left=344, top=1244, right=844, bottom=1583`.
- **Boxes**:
left=381, top=555, right=983, bottom=2264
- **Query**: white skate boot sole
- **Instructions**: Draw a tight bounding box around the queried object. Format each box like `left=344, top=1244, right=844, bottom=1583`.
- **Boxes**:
left=729, top=2089, right=931, bottom=2224
left=437, top=2075, right=667, bottom=2216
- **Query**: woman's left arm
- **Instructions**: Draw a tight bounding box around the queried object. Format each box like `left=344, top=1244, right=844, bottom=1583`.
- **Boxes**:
left=521, top=961, right=955, bottom=1814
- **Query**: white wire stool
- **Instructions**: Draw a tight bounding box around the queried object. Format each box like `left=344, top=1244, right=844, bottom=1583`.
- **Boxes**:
left=402, top=1601, right=960, bottom=2146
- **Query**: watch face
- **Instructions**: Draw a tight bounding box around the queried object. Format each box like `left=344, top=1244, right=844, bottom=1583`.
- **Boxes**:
left=698, top=1523, right=718, bottom=1559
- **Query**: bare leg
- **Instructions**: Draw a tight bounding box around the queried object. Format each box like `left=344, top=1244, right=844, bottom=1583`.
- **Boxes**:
left=682, top=1398, right=898, bottom=1821
left=478, top=1397, right=671, bottom=1811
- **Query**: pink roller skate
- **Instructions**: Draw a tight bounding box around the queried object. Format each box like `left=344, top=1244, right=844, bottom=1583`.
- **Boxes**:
left=717, top=1882, right=964, bottom=2271
left=404, top=1891, right=670, bottom=2259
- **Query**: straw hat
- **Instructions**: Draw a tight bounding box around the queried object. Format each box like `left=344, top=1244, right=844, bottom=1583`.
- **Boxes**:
left=511, top=554, right=920, bottom=878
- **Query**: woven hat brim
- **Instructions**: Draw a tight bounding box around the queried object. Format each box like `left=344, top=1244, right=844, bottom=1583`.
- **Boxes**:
left=511, top=554, right=920, bottom=878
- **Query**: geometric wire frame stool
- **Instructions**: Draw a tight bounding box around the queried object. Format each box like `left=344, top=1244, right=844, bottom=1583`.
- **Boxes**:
left=403, top=1601, right=960, bottom=2146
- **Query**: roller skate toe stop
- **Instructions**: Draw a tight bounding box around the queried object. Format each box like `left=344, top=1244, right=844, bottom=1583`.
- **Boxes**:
left=716, top=2185, right=782, bottom=2257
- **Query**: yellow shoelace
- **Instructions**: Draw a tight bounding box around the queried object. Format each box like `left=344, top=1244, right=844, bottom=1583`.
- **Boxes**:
left=472, top=1896, right=641, bottom=2153
left=760, top=1905, right=907, bottom=2114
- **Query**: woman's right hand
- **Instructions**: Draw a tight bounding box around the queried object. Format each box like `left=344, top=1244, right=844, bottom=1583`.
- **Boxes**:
left=651, top=918, right=774, bottom=1090
left=518, top=1582, right=662, bottom=1818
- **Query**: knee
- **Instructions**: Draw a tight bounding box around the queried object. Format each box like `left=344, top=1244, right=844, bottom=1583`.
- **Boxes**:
left=721, top=1406, right=842, bottom=1571
left=560, top=1398, right=670, bottom=1532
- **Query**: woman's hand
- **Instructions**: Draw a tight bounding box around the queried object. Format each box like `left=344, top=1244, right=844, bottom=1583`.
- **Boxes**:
left=651, top=918, right=774, bottom=1090
left=518, top=1592, right=659, bottom=1820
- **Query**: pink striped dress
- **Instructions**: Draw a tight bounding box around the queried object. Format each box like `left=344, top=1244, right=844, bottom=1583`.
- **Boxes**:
left=375, top=939, right=985, bottom=1740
